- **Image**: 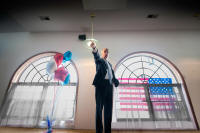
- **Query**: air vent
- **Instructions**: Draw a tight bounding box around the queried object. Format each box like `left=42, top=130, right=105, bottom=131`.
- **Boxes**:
left=147, top=14, right=159, bottom=19
left=39, top=16, right=51, bottom=21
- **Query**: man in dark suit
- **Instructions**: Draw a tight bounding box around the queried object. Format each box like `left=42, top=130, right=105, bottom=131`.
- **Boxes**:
left=90, top=42, right=119, bottom=133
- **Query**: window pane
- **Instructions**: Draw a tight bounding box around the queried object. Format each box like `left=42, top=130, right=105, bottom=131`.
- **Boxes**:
left=2, top=85, right=43, bottom=126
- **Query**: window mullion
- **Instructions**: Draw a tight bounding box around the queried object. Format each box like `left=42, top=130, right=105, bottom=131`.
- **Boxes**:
left=144, top=85, right=155, bottom=121
left=177, top=85, right=190, bottom=121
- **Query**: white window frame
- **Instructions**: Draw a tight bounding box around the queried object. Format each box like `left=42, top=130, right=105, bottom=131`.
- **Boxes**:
left=0, top=52, right=79, bottom=128
left=112, top=51, right=198, bottom=130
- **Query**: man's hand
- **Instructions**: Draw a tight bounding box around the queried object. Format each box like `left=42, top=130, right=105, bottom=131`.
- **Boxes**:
left=90, top=41, right=96, bottom=49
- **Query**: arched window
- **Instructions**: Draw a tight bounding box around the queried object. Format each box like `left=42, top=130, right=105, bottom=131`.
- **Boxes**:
left=112, top=52, right=198, bottom=130
left=0, top=52, right=78, bottom=128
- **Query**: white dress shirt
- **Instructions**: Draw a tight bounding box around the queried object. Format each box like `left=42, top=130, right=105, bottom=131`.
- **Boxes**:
left=104, top=59, right=113, bottom=81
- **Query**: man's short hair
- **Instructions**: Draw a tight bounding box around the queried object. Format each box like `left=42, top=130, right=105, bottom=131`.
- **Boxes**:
left=101, top=48, right=109, bottom=53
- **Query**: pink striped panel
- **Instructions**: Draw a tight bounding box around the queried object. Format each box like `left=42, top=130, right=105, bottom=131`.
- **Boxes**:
left=119, top=92, right=145, bottom=95
left=120, top=97, right=146, bottom=100
left=150, top=97, right=176, bottom=101
left=120, top=108, right=148, bottom=111
left=120, top=82, right=149, bottom=84
left=120, top=108, right=173, bottom=111
left=118, top=78, right=149, bottom=80
left=153, top=102, right=174, bottom=106
left=119, top=87, right=144, bottom=90
left=120, top=102, right=148, bottom=106
left=154, top=108, right=173, bottom=111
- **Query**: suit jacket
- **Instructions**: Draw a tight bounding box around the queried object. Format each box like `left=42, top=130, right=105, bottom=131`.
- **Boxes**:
left=92, top=50, right=119, bottom=87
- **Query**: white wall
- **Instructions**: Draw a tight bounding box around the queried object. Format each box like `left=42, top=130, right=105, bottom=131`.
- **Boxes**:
left=0, top=30, right=200, bottom=129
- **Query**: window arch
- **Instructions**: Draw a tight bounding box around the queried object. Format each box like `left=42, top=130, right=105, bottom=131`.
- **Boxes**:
left=112, top=51, right=198, bottom=130
left=0, top=52, right=79, bottom=128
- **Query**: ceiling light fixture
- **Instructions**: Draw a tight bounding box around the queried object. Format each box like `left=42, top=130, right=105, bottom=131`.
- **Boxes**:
left=84, top=13, right=98, bottom=49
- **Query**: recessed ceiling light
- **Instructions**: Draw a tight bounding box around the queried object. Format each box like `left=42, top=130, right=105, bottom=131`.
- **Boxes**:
left=39, top=16, right=51, bottom=21
left=147, top=14, right=159, bottom=19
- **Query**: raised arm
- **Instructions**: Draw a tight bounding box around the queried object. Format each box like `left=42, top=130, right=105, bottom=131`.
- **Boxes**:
left=90, top=42, right=100, bottom=64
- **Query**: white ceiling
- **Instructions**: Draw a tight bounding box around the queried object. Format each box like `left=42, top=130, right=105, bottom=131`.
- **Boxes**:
left=0, top=0, right=200, bottom=33
left=82, top=0, right=127, bottom=10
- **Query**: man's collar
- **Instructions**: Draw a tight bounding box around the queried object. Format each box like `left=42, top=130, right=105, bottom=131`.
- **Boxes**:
left=102, top=58, right=108, bottom=62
